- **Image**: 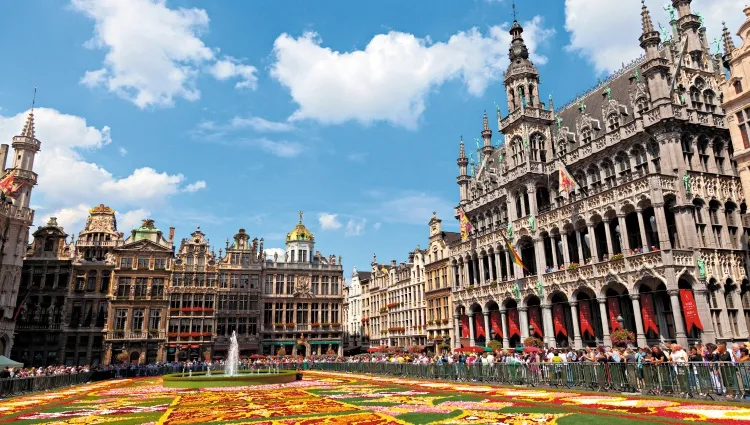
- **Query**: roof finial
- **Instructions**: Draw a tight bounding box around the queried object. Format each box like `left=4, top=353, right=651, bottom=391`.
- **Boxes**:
left=641, top=0, right=655, bottom=35
left=723, top=21, right=736, bottom=55
left=31, top=86, right=37, bottom=112
left=20, top=86, right=37, bottom=139
left=512, top=0, right=517, bottom=21
left=298, top=210, right=304, bottom=224
left=483, top=110, right=489, bottom=131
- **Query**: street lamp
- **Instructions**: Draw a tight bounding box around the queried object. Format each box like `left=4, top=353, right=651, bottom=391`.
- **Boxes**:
left=616, top=315, right=624, bottom=329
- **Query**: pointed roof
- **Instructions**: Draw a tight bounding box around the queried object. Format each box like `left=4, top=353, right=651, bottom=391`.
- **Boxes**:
left=19, top=110, right=35, bottom=139
left=723, top=22, right=736, bottom=55
left=640, top=0, right=655, bottom=34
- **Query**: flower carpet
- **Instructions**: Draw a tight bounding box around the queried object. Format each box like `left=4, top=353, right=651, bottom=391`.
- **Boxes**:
left=0, top=372, right=748, bottom=424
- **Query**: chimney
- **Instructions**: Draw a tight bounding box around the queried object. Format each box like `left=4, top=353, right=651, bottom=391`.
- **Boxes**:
left=390, top=260, right=396, bottom=267
left=0, top=144, right=8, bottom=171
left=169, top=227, right=175, bottom=242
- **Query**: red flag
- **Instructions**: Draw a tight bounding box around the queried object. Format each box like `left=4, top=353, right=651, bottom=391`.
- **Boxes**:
left=607, top=297, right=621, bottom=331
left=679, top=289, right=704, bottom=332
left=474, top=314, right=486, bottom=338
left=461, top=315, right=470, bottom=338
left=578, top=300, right=595, bottom=337
left=459, top=208, right=472, bottom=242
left=553, top=304, right=568, bottom=337
left=490, top=311, right=503, bottom=337
left=501, top=233, right=527, bottom=271
left=529, top=306, right=543, bottom=337
left=508, top=309, right=521, bottom=338
left=558, top=162, right=579, bottom=199
left=640, top=294, right=659, bottom=335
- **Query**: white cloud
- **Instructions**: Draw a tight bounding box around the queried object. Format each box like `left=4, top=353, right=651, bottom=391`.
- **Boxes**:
left=42, top=205, right=150, bottom=236
left=265, top=247, right=286, bottom=262
left=318, top=213, right=342, bottom=230
left=209, top=57, right=258, bottom=90
left=345, top=218, right=366, bottom=236
left=270, top=17, right=554, bottom=128
left=230, top=116, right=294, bottom=132
left=375, top=192, right=455, bottom=225
left=183, top=180, right=207, bottom=193
left=118, top=146, right=127, bottom=156
left=247, top=138, right=304, bottom=158
left=71, top=0, right=258, bottom=108
left=565, top=0, right=745, bottom=74
left=0, top=107, right=203, bottom=232
left=118, top=208, right=152, bottom=231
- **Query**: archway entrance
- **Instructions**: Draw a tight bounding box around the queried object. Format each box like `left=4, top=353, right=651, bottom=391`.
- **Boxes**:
left=129, top=351, right=140, bottom=364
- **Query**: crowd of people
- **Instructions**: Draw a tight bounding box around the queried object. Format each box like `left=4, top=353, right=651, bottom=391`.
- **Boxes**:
left=0, top=365, right=90, bottom=379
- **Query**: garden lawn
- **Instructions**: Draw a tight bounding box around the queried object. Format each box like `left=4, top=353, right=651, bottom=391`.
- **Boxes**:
left=0, top=371, right=748, bottom=424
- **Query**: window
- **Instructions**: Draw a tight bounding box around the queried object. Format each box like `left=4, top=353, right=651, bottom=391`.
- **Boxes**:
left=230, top=274, right=239, bottom=289
left=241, top=274, right=249, bottom=288
left=44, top=238, right=54, bottom=252
left=248, top=317, right=257, bottom=335
left=264, top=275, right=273, bottom=294
left=134, top=278, right=148, bottom=297
left=312, top=276, right=319, bottom=294
left=704, top=90, right=716, bottom=113
left=250, top=275, right=258, bottom=289
left=86, top=273, right=97, bottom=291
left=636, top=97, right=649, bottom=114
left=321, top=303, right=329, bottom=323
left=632, top=145, right=648, bottom=174
left=220, top=273, right=228, bottom=288
left=607, top=113, right=619, bottom=131
left=321, top=276, right=329, bottom=295
left=148, top=310, right=161, bottom=331
left=735, top=80, right=743, bottom=94
left=581, top=128, right=593, bottom=144
left=332, top=304, right=339, bottom=323
left=154, top=258, right=166, bottom=270
left=615, top=152, right=631, bottom=176
left=114, top=309, right=127, bottom=331
left=116, top=278, right=131, bottom=297
left=557, top=141, right=567, bottom=157
left=297, top=303, right=309, bottom=324
left=275, top=274, right=284, bottom=294
left=285, top=302, right=294, bottom=323
left=120, top=257, right=132, bottom=269
left=286, top=275, right=295, bottom=294
left=137, top=257, right=150, bottom=269
left=311, top=303, right=319, bottom=323
left=737, top=109, right=750, bottom=149
left=602, top=160, right=615, bottom=186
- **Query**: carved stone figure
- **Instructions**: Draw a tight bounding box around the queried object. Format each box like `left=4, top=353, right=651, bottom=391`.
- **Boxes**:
left=506, top=222, right=513, bottom=239
left=697, top=258, right=707, bottom=279
left=104, top=251, right=116, bottom=265
left=683, top=172, right=692, bottom=194
left=528, top=215, right=536, bottom=233
left=274, top=252, right=278, bottom=262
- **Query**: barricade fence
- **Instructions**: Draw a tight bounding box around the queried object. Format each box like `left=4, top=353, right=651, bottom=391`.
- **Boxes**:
left=0, top=373, right=93, bottom=397
left=306, top=362, right=750, bottom=401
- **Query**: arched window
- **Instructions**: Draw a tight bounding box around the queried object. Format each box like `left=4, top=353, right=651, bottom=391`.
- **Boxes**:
left=530, top=133, right=544, bottom=162
left=615, top=151, right=631, bottom=176
left=703, top=90, right=716, bottom=113
left=581, top=127, right=593, bottom=144
left=588, top=164, right=601, bottom=191
left=636, top=97, right=649, bottom=114
left=44, top=237, right=54, bottom=252
left=601, top=159, right=616, bottom=187
left=734, top=80, right=743, bottom=94
left=698, top=135, right=710, bottom=172
left=557, top=140, right=567, bottom=157
left=574, top=170, right=587, bottom=195
left=713, top=139, right=726, bottom=173
left=607, top=113, right=620, bottom=131
left=690, top=87, right=702, bottom=110
left=631, top=144, right=648, bottom=174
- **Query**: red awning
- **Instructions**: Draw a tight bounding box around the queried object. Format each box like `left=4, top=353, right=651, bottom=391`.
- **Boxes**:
left=168, top=344, right=176, bottom=348
left=181, top=345, right=189, bottom=349
left=190, top=344, right=199, bottom=348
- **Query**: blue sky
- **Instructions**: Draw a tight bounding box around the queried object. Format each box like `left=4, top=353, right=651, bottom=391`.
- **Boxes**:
left=0, top=0, right=743, bottom=275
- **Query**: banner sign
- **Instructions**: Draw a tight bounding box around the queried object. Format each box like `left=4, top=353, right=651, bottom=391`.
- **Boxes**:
left=508, top=309, right=521, bottom=339
left=529, top=306, right=543, bottom=337
left=607, top=297, right=621, bottom=331
left=553, top=304, right=568, bottom=337
left=679, top=289, right=704, bottom=332
left=640, top=293, right=659, bottom=335
left=461, top=315, right=470, bottom=338
left=578, top=300, right=595, bottom=337
left=490, top=311, right=503, bottom=337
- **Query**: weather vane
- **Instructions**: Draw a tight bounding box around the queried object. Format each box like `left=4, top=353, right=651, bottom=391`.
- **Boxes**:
left=512, top=0, right=517, bottom=21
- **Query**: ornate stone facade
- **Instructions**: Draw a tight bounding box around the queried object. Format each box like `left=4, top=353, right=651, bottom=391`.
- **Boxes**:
left=0, top=110, right=39, bottom=357
left=425, top=213, right=460, bottom=353
left=451, top=1, right=747, bottom=350
left=105, top=220, right=174, bottom=365
left=343, top=267, right=369, bottom=352
left=261, top=213, right=344, bottom=356
left=11, top=218, right=71, bottom=365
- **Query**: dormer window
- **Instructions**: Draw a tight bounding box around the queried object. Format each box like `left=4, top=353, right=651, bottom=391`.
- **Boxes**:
left=734, top=80, right=743, bottom=94
left=581, top=127, right=592, bottom=144
left=704, top=90, right=716, bottom=113
left=43, top=237, right=54, bottom=252
left=636, top=97, right=649, bottom=114
left=607, top=113, right=620, bottom=131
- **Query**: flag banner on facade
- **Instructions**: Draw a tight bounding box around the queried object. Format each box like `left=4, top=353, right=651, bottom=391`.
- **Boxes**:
left=578, top=300, right=595, bottom=337
left=679, top=289, right=704, bottom=332
left=13, top=285, right=33, bottom=321
left=529, top=306, right=543, bottom=338
left=508, top=308, right=521, bottom=339
left=459, top=207, right=472, bottom=241
left=552, top=304, right=568, bottom=337
left=607, top=297, right=621, bottom=331
left=0, top=172, right=24, bottom=198
left=558, top=162, right=579, bottom=199
left=474, top=313, right=486, bottom=338
left=501, top=232, right=527, bottom=271
left=490, top=310, right=503, bottom=337
left=461, top=315, right=470, bottom=338
left=640, top=293, right=659, bottom=335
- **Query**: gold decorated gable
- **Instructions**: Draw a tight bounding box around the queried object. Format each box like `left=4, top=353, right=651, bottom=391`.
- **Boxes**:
left=89, top=204, right=115, bottom=215
left=286, top=223, right=314, bottom=242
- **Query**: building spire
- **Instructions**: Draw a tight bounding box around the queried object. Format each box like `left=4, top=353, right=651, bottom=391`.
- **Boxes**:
left=723, top=21, right=736, bottom=55
left=19, top=86, right=37, bottom=139
left=482, top=111, right=489, bottom=131
left=641, top=0, right=655, bottom=34
left=458, top=136, right=466, bottom=159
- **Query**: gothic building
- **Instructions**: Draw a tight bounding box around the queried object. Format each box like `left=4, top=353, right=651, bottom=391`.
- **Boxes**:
left=11, top=218, right=71, bottom=365
left=167, top=227, right=218, bottom=361
left=105, top=219, right=174, bottom=365
left=64, top=205, right=122, bottom=365
left=451, top=1, right=747, bottom=350
left=214, top=229, right=262, bottom=357
left=261, top=213, right=344, bottom=356
left=0, top=110, right=39, bottom=357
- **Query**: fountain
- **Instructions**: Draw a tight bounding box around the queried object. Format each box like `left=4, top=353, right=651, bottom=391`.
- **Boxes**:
left=225, top=330, right=239, bottom=377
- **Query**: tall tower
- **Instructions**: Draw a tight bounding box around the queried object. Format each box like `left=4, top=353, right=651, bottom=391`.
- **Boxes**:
left=10, top=110, right=40, bottom=209
left=639, top=1, right=670, bottom=105
left=457, top=138, right=469, bottom=204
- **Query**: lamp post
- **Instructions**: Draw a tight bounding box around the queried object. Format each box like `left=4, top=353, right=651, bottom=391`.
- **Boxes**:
left=616, top=315, right=624, bottom=329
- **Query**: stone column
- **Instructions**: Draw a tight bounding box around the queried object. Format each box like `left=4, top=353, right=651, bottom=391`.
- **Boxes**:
left=668, top=289, right=688, bottom=346
left=617, top=214, right=631, bottom=252
left=569, top=302, right=582, bottom=349
left=561, top=233, right=571, bottom=266
left=505, top=251, right=513, bottom=279
left=630, top=294, right=648, bottom=347
left=597, top=297, right=611, bottom=342
left=519, top=307, right=529, bottom=339
left=494, top=251, right=502, bottom=281
left=454, top=316, right=461, bottom=349
left=478, top=254, right=486, bottom=284
left=551, top=237, right=559, bottom=270
left=488, top=253, right=496, bottom=281
left=587, top=224, right=598, bottom=263
left=542, top=305, right=554, bottom=347
left=693, top=287, right=716, bottom=344
left=500, top=309, right=510, bottom=348
left=472, top=256, right=480, bottom=285
left=603, top=219, right=614, bottom=256
left=653, top=203, right=672, bottom=250
left=483, top=312, right=492, bottom=341
left=575, top=231, right=585, bottom=264
left=468, top=312, right=476, bottom=346
left=636, top=209, right=650, bottom=251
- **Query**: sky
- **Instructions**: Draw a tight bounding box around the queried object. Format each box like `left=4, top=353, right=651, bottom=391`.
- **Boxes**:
left=0, top=0, right=745, bottom=277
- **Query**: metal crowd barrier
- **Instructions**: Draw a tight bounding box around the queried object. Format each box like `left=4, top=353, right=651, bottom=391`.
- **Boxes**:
left=306, top=362, right=750, bottom=401
left=0, top=372, right=93, bottom=397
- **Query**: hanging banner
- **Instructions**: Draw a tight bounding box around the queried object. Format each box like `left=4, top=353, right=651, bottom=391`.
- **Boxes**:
left=553, top=304, right=568, bottom=337
left=640, top=293, right=659, bottom=335
left=461, top=315, right=470, bottom=338
left=474, top=314, right=486, bottom=338
left=490, top=311, right=503, bottom=337
left=607, top=297, right=621, bottom=331
left=679, top=289, right=704, bottom=332
left=508, top=309, right=521, bottom=338
left=578, top=300, right=595, bottom=337
left=529, top=306, right=543, bottom=337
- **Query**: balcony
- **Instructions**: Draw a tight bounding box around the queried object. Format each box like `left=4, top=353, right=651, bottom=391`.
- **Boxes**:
left=106, top=331, right=165, bottom=340
left=15, top=323, right=62, bottom=331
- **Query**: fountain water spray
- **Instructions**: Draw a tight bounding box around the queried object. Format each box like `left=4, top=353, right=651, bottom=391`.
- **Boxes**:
left=226, top=330, right=239, bottom=377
